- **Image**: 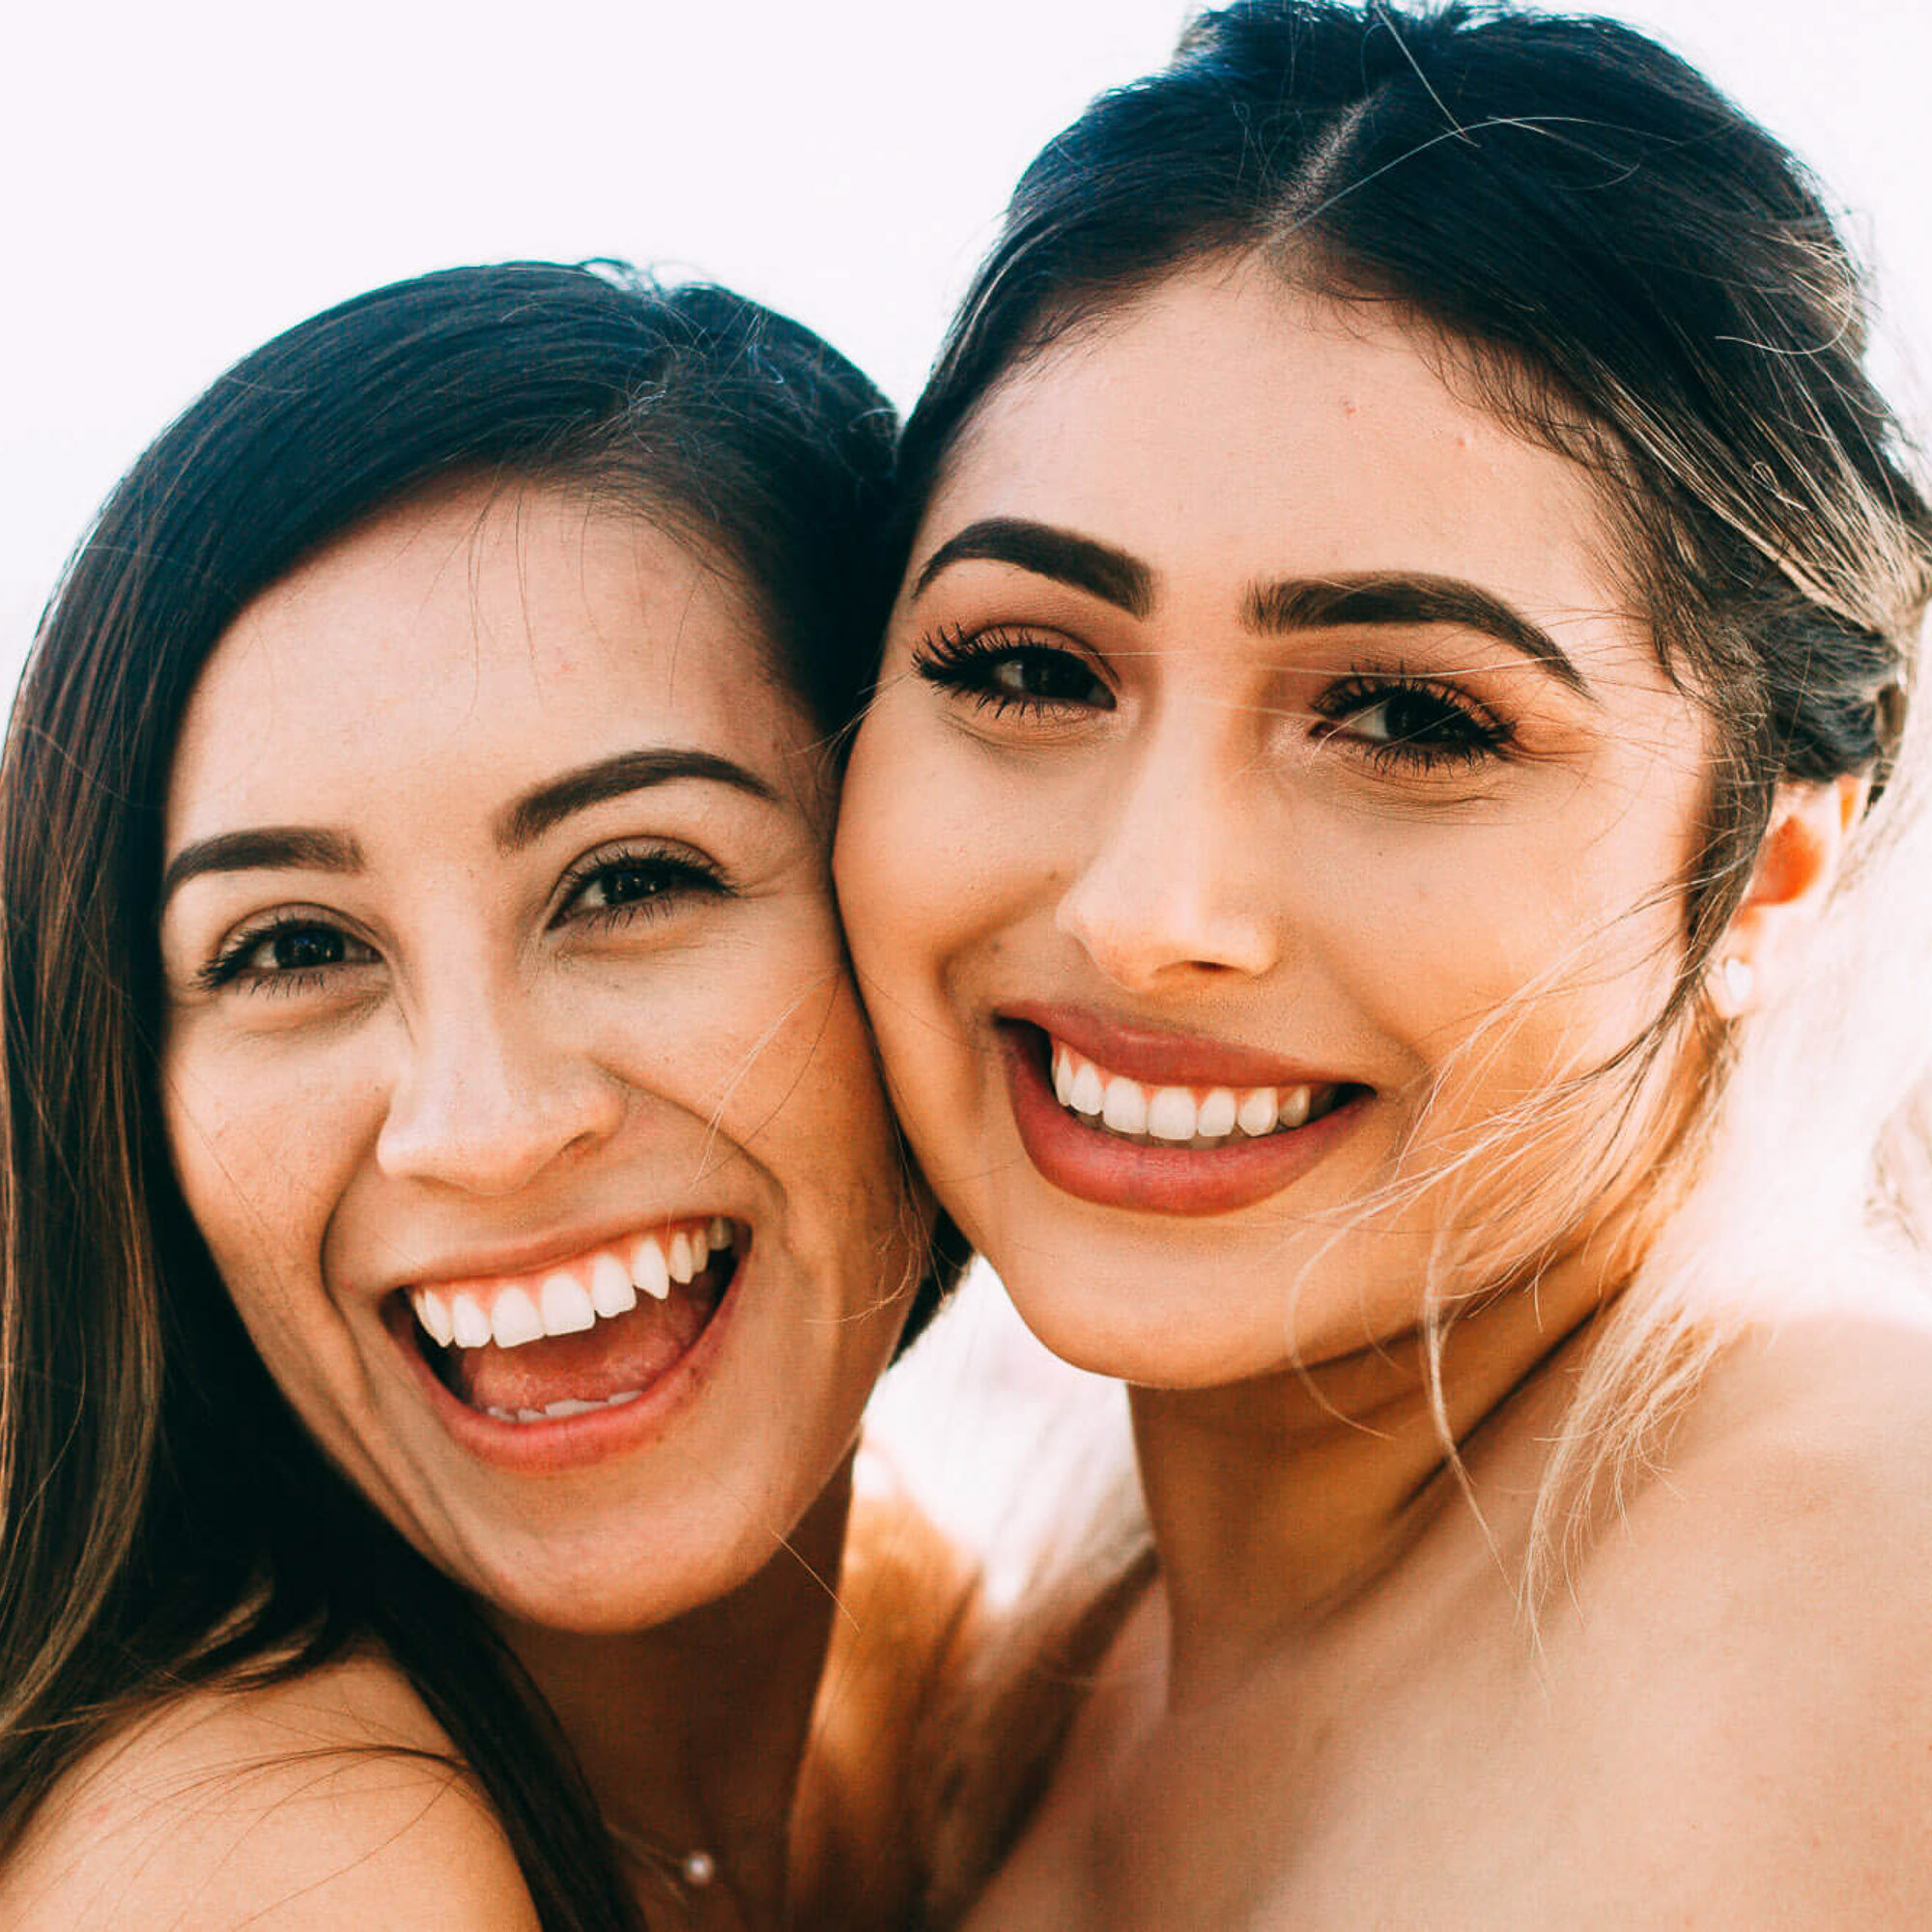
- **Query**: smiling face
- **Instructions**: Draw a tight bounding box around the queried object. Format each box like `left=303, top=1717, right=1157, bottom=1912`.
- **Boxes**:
left=160, top=482, right=917, bottom=1633
left=836, top=260, right=1713, bottom=1388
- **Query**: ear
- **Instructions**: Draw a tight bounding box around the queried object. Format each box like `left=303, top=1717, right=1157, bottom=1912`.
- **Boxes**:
left=1707, top=773, right=1867, bottom=1017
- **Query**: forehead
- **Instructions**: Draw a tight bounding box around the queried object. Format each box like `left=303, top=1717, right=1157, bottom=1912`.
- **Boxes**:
left=923, top=259, right=1631, bottom=632
left=169, top=483, right=805, bottom=838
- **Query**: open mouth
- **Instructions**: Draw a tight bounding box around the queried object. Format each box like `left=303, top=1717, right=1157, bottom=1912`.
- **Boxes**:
left=394, top=1217, right=744, bottom=1425
left=1046, top=1036, right=1358, bottom=1146
left=998, top=1020, right=1371, bottom=1217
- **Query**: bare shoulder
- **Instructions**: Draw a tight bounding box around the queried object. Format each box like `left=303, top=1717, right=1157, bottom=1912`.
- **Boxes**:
left=0, top=1649, right=538, bottom=1930
left=1550, top=1302, right=1932, bottom=1918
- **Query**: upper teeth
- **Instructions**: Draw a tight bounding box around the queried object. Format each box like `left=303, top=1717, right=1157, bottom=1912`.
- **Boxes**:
left=409, top=1217, right=734, bottom=1352
left=1051, top=1042, right=1318, bottom=1145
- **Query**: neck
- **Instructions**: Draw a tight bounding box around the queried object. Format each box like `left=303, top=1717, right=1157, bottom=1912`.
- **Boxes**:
left=1130, top=1255, right=1609, bottom=1701
left=493, top=1459, right=855, bottom=1924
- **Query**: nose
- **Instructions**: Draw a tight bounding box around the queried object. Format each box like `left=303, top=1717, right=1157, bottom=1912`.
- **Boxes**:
left=376, top=974, right=628, bottom=1196
left=1055, top=727, right=1282, bottom=992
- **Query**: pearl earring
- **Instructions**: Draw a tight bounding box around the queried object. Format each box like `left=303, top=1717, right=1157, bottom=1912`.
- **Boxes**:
left=1719, top=955, right=1755, bottom=1012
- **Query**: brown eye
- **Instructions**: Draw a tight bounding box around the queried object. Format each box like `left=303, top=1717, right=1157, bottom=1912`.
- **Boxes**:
left=264, top=925, right=350, bottom=971
left=1313, top=676, right=1510, bottom=770
left=200, top=916, right=377, bottom=993
left=913, top=626, right=1115, bottom=717
left=555, top=847, right=729, bottom=928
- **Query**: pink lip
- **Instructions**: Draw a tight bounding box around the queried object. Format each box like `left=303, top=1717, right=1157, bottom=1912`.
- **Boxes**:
left=1000, top=1001, right=1351, bottom=1092
left=384, top=1247, right=743, bottom=1475
left=998, top=1023, right=1368, bottom=1217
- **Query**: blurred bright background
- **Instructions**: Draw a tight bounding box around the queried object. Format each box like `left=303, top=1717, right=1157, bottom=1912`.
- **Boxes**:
left=8, top=0, right=1930, bottom=1552
left=7, top=0, right=1931, bottom=682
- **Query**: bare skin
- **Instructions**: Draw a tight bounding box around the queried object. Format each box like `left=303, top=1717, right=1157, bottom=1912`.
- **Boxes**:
left=1, top=484, right=953, bottom=1929
left=963, top=1315, right=1932, bottom=1928
left=837, top=259, right=1932, bottom=1925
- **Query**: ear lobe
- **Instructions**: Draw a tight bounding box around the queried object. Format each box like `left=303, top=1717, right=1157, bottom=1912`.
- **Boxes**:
left=1709, top=773, right=1864, bottom=1015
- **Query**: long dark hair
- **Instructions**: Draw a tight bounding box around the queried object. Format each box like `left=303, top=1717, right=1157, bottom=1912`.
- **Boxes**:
left=896, top=10, right=1932, bottom=1911
left=898, top=0, right=1927, bottom=960
left=0, top=260, right=922, bottom=1927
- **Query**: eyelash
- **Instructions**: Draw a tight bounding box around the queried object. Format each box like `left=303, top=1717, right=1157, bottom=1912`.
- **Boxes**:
left=910, top=624, right=1114, bottom=717
left=1310, top=669, right=1514, bottom=770
left=196, top=846, right=730, bottom=996
left=911, top=625, right=1514, bottom=771
left=197, top=912, right=371, bottom=997
left=549, top=842, right=730, bottom=929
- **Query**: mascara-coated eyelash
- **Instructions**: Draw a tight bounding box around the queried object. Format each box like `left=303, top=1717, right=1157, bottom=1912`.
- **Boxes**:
left=910, top=623, right=1115, bottom=717
left=1310, top=671, right=1513, bottom=771
left=197, top=913, right=374, bottom=995
left=552, top=843, right=730, bottom=929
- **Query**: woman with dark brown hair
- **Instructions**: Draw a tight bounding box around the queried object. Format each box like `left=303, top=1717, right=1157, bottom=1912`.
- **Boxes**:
left=837, top=6, right=1932, bottom=1921
left=0, top=260, right=962, bottom=1929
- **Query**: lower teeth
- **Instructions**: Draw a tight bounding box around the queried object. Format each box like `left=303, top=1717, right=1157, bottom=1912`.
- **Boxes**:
left=485, top=1388, right=644, bottom=1424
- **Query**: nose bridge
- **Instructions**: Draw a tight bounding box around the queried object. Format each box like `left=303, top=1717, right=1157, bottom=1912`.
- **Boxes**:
left=377, top=949, right=623, bottom=1195
left=1057, top=690, right=1278, bottom=987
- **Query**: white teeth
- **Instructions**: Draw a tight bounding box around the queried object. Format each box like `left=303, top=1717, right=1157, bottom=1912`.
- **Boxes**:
left=1069, top=1061, right=1106, bottom=1117
left=1053, top=1048, right=1076, bottom=1107
left=589, top=1250, right=637, bottom=1319
left=450, top=1293, right=492, bottom=1350
left=423, top=1219, right=729, bottom=1356
left=631, top=1235, right=671, bottom=1301
left=1101, top=1076, right=1150, bottom=1135
left=486, top=1385, right=646, bottom=1423
left=539, top=1271, right=595, bottom=1337
left=491, top=1287, right=544, bottom=1350
left=1147, top=1087, right=1198, bottom=1142
left=1048, top=1037, right=1332, bottom=1148
left=413, top=1289, right=455, bottom=1350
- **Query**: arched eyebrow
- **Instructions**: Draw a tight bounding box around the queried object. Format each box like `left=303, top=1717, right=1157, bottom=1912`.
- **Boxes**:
left=161, top=828, right=363, bottom=907
left=1243, top=572, right=1592, bottom=696
left=160, top=750, right=779, bottom=909
left=495, top=748, right=776, bottom=851
left=911, top=517, right=1154, bottom=617
left=909, top=520, right=1590, bottom=696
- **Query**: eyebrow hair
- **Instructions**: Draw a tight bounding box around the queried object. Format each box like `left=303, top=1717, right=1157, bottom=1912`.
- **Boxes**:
left=161, top=827, right=364, bottom=907
left=497, top=748, right=779, bottom=851
left=911, top=517, right=1154, bottom=618
left=1242, top=572, right=1592, bottom=695
left=161, top=751, right=779, bottom=908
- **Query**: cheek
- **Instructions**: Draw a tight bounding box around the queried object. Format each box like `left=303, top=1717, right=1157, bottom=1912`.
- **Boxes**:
left=838, top=702, right=1029, bottom=998
left=162, top=1027, right=377, bottom=1310
left=160, top=1032, right=391, bottom=1452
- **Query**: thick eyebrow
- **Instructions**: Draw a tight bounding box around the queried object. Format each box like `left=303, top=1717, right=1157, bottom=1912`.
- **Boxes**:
left=161, top=751, right=777, bottom=908
left=497, top=748, right=778, bottom=852
left=911, top=517, right=1154, bottom=619
left=161, top=827, right=363, bottom=907
left=1243, top=572, right=1592, bottom=696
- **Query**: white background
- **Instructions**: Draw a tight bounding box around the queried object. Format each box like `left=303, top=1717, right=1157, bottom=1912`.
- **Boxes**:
left=6, top=0, right=1931, bottom=684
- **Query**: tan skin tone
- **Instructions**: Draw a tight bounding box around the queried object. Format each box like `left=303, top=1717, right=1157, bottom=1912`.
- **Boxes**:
left=3, top=483, right=945, bottom=1930
left=838, top=259, right=1932, bottom=1924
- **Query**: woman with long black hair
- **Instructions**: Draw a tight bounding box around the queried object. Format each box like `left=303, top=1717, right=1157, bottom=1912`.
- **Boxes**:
left=0, top=260, right=961, bottom=1929
left=838, top=7, right=1932, bottom=1920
